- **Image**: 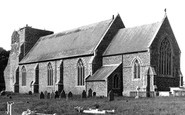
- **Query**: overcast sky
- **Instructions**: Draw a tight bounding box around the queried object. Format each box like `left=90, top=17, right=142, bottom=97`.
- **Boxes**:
left=1, top=0, right=185, bottom=75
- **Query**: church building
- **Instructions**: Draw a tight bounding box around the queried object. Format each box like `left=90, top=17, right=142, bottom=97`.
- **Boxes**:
left=4, top=13, right=183, bottom=97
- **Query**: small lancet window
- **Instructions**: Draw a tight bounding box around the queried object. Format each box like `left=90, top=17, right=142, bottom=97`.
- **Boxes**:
left=134, top=59, right=140, bottom=79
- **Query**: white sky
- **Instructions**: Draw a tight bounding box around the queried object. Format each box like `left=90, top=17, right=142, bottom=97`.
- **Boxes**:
left=0, top=0, right=185, bottom=75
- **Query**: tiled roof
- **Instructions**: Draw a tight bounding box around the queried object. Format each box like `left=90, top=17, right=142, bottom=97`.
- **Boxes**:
left=20, top=19, right=113, bottom=64
left=103, top=21, right=162, bottom=56
left=86, top=64, right=120, bottom=82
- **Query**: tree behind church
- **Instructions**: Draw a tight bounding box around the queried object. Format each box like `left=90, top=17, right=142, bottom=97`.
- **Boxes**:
left=0, top=47, right=9, bottom=91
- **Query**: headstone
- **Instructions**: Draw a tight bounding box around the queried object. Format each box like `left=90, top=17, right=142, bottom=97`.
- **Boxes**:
left=0, top=90, right=5, bottom=96
left=40, top=92, right=44, bottom=99
left=55, top=91, right=59, bottom=99
left=60, top=90, right=66, bottom=98
left=28, top=91, right=32, bottom=95
left=68, top=91, right=73, bottom=98
left=50, top=91, right=55, bottom=99
left=44, top=91, right=48, bottom=99
left=108, top=90, right=114, bottom=101
left=93, top=92, right=96, bottom=97
left=135, top=86, right=140, bottom=99
left=93, top=103, right=100, bottom=109
left=88, top=89, right=92, bottom=97
left=47, top=93, right=50, bottom=99
left=82, top=90, right=86, bottom=98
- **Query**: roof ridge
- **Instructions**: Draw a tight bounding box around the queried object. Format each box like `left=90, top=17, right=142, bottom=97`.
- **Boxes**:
left=120, top=21, right=161, bottom=30
left=40, top=19, right=112, bottom=40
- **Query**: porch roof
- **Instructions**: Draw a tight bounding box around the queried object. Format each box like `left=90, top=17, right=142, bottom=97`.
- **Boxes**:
left=86, top=64, right=120, bottom=82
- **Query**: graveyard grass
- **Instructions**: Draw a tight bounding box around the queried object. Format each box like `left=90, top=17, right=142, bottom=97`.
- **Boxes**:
left=1, top=93, right=185, bottom=115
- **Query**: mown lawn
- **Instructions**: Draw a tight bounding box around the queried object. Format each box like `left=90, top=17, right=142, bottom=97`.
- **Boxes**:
left=1, top=93, right=185, bottom=115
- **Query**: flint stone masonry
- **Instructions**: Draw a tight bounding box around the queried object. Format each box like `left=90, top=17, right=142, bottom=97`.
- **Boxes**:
left=4, top=14, right=182, bottom=97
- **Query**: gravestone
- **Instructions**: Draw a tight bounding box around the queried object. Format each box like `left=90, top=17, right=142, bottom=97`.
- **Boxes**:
left=82, top=90, right=86, bottom=98
left=108, top=90, right=114, bottom=101
left=44, top=91, right=47, bottom=99
left=50, top=92, right=55, bottom=99
left=47, top=93, right=50, bottom=99
left=68, top=91, right=73, bottom=98
left=0, top=90, right=5, bottom=96
left=55, top=91, right=59, bottom=99
left=60, top=90, right=66, bottom=98
left=93, top=92, right=96, bottom=97
left=88, top=89, right=92, bottom=97
left=28, top=91, right=32, bottom=95
left=135, top=86, right=140, bottom=99
left=40, top=92, right=44, bottom=99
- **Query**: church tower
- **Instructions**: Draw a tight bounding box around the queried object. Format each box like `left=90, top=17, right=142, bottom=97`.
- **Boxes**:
left=4, top=25, right=53, bottom=92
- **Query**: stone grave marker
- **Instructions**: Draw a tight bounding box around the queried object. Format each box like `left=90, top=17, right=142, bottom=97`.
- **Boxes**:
left=50, top=91, right=55, bottom=99
left=40, top=92, right=44, bottom=99
left=44, top=91, right=48, bottom=99
left=68, top=91, right=73, bottom=98
left=88, top=88, right=92, bottom=97
left=93, top=92, right=96, bottom=97
left=60, top=90, right=66, bottom=98
left=82, top=90, right=86, bottom=98
left=55, top=91, right=59, bottom=99
left=47, top=93, right=50, bottom=99
left=108, top=90, right=114, bottom=101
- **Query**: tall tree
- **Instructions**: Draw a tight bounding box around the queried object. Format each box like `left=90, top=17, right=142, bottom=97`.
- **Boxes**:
left=0, top=47, right=9, bottom=91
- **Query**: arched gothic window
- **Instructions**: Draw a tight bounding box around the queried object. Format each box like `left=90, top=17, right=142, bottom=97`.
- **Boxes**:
left=113, top=74, right=119, bottom=88
left=22, top=66, right=26, bottom=86
left=134, top=59, right=140, bottom=79
left=77, top=59, right=85, bottom=86
left=47, top=63, right=53, bottom=86
left=159, top=38, right=172, bottom=75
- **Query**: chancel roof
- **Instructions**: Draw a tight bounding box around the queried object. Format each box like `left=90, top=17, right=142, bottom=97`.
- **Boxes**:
left=103, top=21, right=162, bottom=56
left=20, top=19, right=113, bottom=64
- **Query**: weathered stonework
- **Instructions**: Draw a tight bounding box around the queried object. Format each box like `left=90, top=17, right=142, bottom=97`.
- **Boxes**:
left=4, top=14, right=182, bottom=97
left=4, top=27, right=53, bottom=92
left=103, top=55, right=122, bottom=65
left=87, top=81, right=107, bottom=96
left=17, top=56, right=93, bottom=94
left=122, top=52, right=152, bottom=96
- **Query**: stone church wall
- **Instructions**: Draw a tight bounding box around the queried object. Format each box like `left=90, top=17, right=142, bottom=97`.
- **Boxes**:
left=103, top=55, right=122, bottom=65
left=63, top=56, right=92, bottom=94
left=4, top=29, right=25, bottom=92
left=87, top=81, right=107, bottom=96
left=18, top=56, right=93, bottom=94
left=19, top=64, right=36, bottom=93
left=122, top=52, right=151, bottom=96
